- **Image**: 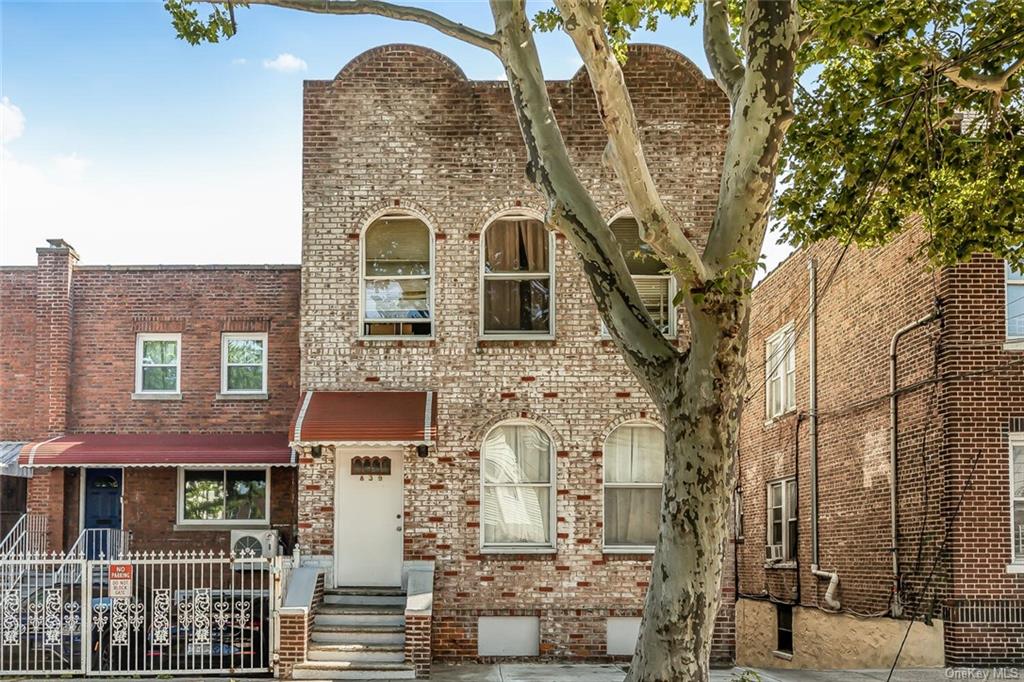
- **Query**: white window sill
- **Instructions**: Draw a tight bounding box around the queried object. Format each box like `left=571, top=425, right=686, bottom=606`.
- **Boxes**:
left=480, top=547, right=557, bottom=555
left=132, top=392, right=182, bottom=401
left=358, top=336, right=435, bottom=342
left=1006, top=563, right=1024, bottom=574
left=603, top=547, right=655, bottom=555
left=773, top=650, right=794, bottom=661
left=173, top=522, right=270, bottom=532
left=216, top=392, right=268, bottom=401
left=764, top=409, right=797, bottom=426
left=1003, top=339, right=1024, bottom=352
left=765, top=561, right=798, bottom=570
left=479, top=335, right=556, bottom=342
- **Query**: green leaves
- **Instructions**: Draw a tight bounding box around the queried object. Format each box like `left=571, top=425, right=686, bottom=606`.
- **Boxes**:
left=780, top=0, right=1024, bottom=270
left=165, top=0, right=242, bottom=45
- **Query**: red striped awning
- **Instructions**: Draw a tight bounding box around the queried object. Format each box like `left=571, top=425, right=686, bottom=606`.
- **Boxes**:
left=18, top=433, right=295, bottom=468
left=291, top=391, right=436, bottom=445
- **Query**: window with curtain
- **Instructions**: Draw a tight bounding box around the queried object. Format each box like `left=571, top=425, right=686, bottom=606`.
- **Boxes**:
left=766, top=324, right=796, bottom=419
left=481, top=422, right=553, bottom=548
left=604, top=423, right=664, bottom=549
left=180, top=469, right=268, bottom=523
left=363, top=215, right=432, bottom=337
left=482, top=217, right=553, bottom=336
left=1011, top=436, right=1024, bottom=563
left=606, top=216, right=675, bottom=336
left=1007, top=263, right=1024, bottom=340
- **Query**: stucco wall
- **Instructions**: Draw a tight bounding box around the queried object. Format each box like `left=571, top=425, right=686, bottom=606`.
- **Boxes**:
left=735, top=598, right=944, bottom=669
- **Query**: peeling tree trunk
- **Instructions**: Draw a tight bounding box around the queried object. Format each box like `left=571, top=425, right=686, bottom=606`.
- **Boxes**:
left=628, top=298, right=750, bottom=682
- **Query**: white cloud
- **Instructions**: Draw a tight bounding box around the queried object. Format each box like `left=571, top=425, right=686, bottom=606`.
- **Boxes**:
left=53, top=152, right=91, bottom=179
left=231, top=57, right=247, bottom=66
left=262, top=53, right=307, bottom=73
left=1, top=97, right=25, bottom=144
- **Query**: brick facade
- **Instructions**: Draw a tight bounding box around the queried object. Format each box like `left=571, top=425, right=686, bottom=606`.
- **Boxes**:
left=736, top=228, right=1024, bottom=667
left=296, top=43, right=734, bottom=665
left=0, top=249, right=302, bottom=554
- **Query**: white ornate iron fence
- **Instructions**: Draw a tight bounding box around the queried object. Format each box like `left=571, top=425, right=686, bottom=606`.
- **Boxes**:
left=0, top=550, right=278, bottom=677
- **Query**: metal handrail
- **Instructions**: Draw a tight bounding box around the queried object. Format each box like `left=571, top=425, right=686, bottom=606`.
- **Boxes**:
left=54, top=528, right=132, bottom=584
left=0, top=512, right=47, bottom=559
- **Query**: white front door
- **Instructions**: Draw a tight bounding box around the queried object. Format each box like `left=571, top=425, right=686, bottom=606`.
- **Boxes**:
left=334, top=449, right=404, bottom=587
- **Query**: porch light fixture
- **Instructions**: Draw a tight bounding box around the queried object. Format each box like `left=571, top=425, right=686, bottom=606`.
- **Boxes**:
left=311, top=445, right=323, bottom=459
left=416, top=444, right=429, bottom=458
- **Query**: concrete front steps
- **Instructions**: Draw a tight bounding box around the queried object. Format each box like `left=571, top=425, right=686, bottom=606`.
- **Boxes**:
left=292, top=586, right=415, bottom=680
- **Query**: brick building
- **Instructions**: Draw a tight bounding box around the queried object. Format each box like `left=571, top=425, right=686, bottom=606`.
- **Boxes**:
left=289, top=43, right=733, bottom=675
left=0, top=241, right=301, bottom=557
left=735, top=228, right=1024, bottom=668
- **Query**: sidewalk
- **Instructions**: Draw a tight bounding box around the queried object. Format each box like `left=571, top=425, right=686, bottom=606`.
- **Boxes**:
left=429, top=663, right=955, bottom=681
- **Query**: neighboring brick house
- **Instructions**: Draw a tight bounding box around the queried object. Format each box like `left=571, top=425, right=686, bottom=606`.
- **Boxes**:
left=288, top=42, right=734, bottom=675
left=735, top=227, right=1024, bottom=668
left=0, top=241, right=301, bottom=556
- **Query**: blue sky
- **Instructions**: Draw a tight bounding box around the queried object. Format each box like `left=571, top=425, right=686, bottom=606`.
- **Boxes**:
left=1, top=1, right=791, bottom=269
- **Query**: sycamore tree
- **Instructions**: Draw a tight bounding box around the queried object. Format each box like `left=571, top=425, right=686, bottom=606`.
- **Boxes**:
left=167, top=0, right=1022, bottom=679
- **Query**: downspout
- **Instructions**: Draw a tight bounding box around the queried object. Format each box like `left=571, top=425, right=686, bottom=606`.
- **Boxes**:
left=888, top=306, right=942, bottom=618
left=807, top=258, right=840, bottom=610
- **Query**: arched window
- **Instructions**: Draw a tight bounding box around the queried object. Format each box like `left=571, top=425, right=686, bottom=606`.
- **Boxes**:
left=481, top=215, right=555, bottom=337
left=603, top=422, right=664, bottom=550
left=607, top=215, right=676, bottom=336
left=481, top=420, right=555, bottom=549
left=362, top=213, right=433, bottom=337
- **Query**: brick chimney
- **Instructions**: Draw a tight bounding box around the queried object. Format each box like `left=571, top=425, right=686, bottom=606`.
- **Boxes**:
left=28, top=239, right=77, bottom=553
left=33, top=239, right=77, bottom=436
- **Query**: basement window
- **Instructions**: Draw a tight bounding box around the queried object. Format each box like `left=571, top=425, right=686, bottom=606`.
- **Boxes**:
left=776, top=603, right=794, bottom=655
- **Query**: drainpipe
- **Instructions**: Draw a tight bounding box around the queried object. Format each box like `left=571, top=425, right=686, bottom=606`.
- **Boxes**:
left=807, top=259, right=820, bottom=567
left=807, top=259, right=840, bottom=609
left=888, top=306, right=942, bottom=617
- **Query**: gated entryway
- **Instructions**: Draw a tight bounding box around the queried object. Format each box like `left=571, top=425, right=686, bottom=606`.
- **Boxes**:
left=0, top=546, right=278, bottom=676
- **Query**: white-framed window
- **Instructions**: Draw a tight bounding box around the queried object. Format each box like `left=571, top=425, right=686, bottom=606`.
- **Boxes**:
left=605, top=216, right=676, bottom=337
left=766, top=478, right=797, bottom=562
left=135, top=333, right=181, bottom=394
left=1010, top=433, right=1024, bottom=563
left=177, top=468, right=270, bottom=525
left=361, top=213, right=434, bottom=338
left=603, top=422, right=664, bottom=551
left=1007, top=263, right=1024, bottom=340
left=766, top=324, right=796, bottom=419
left=481, top=420, right=555, bottom=550
left=221, top=333, right=268, bottom=394
left=480, top=215, right=555, bottom=338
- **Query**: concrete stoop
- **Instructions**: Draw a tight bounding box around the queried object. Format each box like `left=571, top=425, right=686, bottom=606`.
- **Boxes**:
left=292, top=586, right=415, bottom=680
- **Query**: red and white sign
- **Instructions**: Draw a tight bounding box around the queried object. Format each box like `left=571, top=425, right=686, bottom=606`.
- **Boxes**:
left=109, top=563, right=133, bottom=598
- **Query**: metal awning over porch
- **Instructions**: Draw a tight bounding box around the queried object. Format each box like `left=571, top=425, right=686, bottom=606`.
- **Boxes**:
left=291, top=391, right=437, bottom=445
left=17, top=433, right=296, bottom=468
left=0, top=442, right=32, bottom=478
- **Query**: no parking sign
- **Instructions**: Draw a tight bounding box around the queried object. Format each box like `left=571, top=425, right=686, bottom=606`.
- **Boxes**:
left=109, top=563, right=133, bottom=598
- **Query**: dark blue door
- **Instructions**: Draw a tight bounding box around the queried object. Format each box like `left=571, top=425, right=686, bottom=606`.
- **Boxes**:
left=84, top=468, right=122, bottom=559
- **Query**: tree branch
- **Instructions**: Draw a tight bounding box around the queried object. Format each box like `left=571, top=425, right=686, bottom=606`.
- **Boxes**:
left=490, top=0, right=680, bottom=388
left=703, top=0, right=745, bottom=101
left=935, top=55, right=1024, bottom=93
left=553, top=0, right=711, bottom=288
left=701, top=0, right=799, bottom=281
left=200, top=0, right=501, bottom=53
